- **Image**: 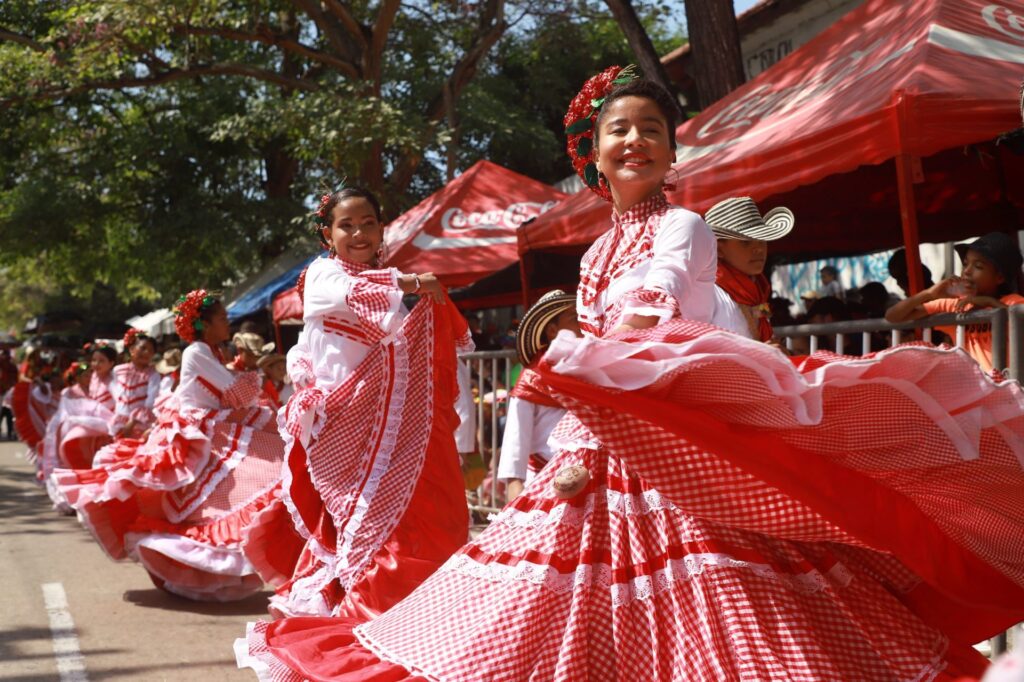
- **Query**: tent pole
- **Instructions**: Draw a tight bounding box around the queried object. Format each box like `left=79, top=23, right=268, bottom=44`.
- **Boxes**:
left=274, top=322, right=283, bottom=353
left=894, top=90, right=925, bottom=295
left=519, top=251, right=532, bottom=310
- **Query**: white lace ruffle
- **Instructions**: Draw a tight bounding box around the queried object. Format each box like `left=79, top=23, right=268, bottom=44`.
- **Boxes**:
left=440, top=549, right=853, bottom=608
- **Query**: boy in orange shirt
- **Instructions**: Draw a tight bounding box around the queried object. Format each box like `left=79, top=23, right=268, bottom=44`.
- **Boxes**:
left=885, top=232, right=1024, bottom=372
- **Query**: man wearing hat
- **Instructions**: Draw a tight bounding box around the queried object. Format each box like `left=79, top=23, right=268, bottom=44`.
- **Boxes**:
left=886, top=231, right=1024, bottom=373
left=155, top=348, right=182, bottom=396
left=704, top=197, right=795, bottom=342
left=257, top=347, right=293, bottom=411
left=497, top=290, right=580, bottom=501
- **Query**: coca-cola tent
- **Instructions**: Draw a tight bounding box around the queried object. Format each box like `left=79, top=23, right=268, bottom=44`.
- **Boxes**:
left=520, top=0, right=1024, bottom=297
left=385, top=160, right=565, bottom=287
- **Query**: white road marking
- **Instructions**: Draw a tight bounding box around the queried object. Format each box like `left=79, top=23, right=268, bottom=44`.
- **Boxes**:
left=41, top=582, right=89, bottom=682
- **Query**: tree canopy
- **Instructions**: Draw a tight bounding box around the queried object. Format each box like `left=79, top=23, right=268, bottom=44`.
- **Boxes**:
left=0, top=0, right=681, bottom=331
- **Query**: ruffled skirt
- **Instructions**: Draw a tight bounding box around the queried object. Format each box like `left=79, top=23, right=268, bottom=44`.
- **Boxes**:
left=237, top=321, right=1024, bottom=681
left=54, top=401, right=285, bottom=601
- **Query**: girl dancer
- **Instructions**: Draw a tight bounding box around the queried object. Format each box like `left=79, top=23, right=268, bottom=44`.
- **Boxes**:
left=240, top=186, right=472, bottom=620
left=53, top=293, right=285, bottom=601
left=110, top=329, right=161, bottom=439
left=238, top=69, right=1024, bottom=681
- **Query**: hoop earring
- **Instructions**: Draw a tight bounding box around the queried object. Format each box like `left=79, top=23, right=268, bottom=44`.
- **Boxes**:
left=375, top=241, right=389, bottom=267
left=328, top=244, right=337, bottom=257
left=663, top=167, right=681, bottom=193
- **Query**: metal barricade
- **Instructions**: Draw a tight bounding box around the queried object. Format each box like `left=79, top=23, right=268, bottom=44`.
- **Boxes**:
left=775, top=308, right=1021, bottom=381
left=778, top=307, right=1024, bottom=655
left=458, top=349, right=517, bottom=520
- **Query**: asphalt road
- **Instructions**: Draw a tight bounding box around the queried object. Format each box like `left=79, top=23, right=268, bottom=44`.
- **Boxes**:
left=0, top=440, right=267, bottom=682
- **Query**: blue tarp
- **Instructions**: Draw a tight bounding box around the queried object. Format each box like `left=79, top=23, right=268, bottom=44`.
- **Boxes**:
left=226, top=256, right=318, bottom=321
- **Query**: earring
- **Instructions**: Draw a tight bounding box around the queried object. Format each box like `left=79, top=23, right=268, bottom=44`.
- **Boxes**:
left=328, top=244, right=337, bottom=257
left=375, top=241, right=389, bottom=267
left=663, top=167, right=680, bottom=192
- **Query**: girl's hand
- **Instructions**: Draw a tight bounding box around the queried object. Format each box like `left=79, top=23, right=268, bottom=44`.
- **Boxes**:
left=954, top=295, right=1005, bottom=312
left=402, top=272, right=445, bottom=303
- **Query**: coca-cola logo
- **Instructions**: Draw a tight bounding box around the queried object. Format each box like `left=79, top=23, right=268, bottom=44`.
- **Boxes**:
left=982, top=4, right=1024, bottom=42
left=440, top=201, right=558, bottom=232
left=694, top=35, right=916, bottom=141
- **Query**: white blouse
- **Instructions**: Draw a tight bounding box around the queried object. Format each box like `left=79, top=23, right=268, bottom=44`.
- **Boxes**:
left=288, top=256, right=405, bottom=393
left=177, top=342, right=260, bottom=411
left=711, top=286, right=756, bottom=339
left=497, top=397, right=567, bottom=482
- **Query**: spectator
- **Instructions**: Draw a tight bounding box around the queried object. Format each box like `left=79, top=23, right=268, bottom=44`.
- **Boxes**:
left=807, top=296, right=861, bottom=354
left=885, top=232, right=1024, bottom=373
left=819, top=265, right=844, bottom=300
left=887, top=248, right=935, bottom=297
left=800, top=290, right=820, bottom=313
left=769, top=297, right=796, bottom=328
left=0, top=349, right=16, bottom=439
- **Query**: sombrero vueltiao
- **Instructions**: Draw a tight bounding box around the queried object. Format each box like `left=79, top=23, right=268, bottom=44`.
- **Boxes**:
left=705, top=196, right=795, bottom=241
left=515, top=289, right=577, bottom=366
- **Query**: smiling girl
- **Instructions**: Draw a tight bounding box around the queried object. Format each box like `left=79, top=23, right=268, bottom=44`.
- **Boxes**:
left=109, top=329, right=161, bottom=439
left=239, top=185, right=472, bottom=621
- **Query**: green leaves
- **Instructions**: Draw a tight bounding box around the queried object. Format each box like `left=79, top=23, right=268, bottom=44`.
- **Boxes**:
left=565, top=117, right=592, bottom=135
left=583, top=162, right=599, bottom=187
left=576, top=136, right=592, bottom=158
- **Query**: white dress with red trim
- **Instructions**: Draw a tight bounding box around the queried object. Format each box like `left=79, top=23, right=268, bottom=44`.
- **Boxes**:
left=41, top=385, right=114, bottom=509
left=237, top=193, right=1024, bottom=682
left=497, top=367, right=567, bottom=485
left=52, top=342, right=284, bottom=601
left=109, top=363, right=161, bottom=438
left=89, top=372, right=116, bottom=412
left=239, top=255, right=472, bottom=622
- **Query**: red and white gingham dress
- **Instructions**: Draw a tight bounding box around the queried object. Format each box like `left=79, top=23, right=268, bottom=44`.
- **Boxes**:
left=237, top=197, right=1024, bottom=681
left=239, top=256, right=472, bottom=621
left=52, top=342, right=285, bottom=601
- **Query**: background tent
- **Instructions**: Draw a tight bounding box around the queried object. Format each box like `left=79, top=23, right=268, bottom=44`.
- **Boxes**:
left=520, top=0, right=1024, bottom=298
left=385, top=160, right=566, bottom=287
left=226, top=257, right=316, bottom=322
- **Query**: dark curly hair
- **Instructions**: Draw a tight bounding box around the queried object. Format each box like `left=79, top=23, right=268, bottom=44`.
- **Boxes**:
left=595, top=79, right=680, bottom=148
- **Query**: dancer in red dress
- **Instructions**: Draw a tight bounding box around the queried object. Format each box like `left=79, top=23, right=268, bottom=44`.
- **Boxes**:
left=53, top=292, right=285, bottom=601
left=240, top=187, right=471, bottom=620
left=237, top=69, right=1024, bottom=681
left=109, top=329, right=161, bottom=439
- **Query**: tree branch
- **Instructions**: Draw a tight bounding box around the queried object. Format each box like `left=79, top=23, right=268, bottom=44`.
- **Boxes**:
left=321, top=0, right=369, bottom=52
left=1, top=62, right=320, bottom=110
left=0, top=27, right=48, bottom=52
left=290, top=0, right=360, bottom=67
left=173, top=24, right=359, bottom=79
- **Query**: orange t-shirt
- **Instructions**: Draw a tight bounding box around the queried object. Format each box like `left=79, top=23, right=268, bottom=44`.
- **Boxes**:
left=922, top=294, right=1024, bottom=372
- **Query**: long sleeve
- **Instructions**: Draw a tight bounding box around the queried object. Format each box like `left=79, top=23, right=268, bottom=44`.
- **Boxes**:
left=303, top=258, right=404, bottom=342
left=621, top=210, right=718, bottom=325
left=178, top=343, right=261, bottom=410
left=497, top=397, right=535, bottom=482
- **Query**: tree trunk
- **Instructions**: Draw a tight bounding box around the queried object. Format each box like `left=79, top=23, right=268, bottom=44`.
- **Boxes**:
left=684, top=0, right=745, bottom=108
left=605, top=0, right=681, bottom=113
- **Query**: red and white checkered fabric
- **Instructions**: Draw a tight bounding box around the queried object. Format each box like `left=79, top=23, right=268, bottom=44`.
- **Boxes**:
left=344, top=263, right=402, bottom=343
left=577, top=193, right=666, bottom=335
left=252, top=297, right=470, bottom=619
left=239, top=326, right=1024, bottom=681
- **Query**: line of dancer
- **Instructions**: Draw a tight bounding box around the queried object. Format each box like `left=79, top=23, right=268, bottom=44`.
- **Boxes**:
left=11, top=65, right=1024, bottom=681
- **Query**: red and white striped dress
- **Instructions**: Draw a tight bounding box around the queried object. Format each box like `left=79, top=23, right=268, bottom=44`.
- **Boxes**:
left=109, top=363, right=161, bottom=438
left=53, top=342, right=284, bottom=601
left=240, top=255, right=472, bottom=621
left=237, top=194, right=1024, bottom=681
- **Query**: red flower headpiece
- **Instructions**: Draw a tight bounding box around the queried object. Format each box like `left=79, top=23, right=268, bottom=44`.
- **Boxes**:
left=123, top=328, right=143, bottom=349
left=563, top=64, right=639, bottom=202
left=173, top=289, right=217, bottom=343
left=63, top=361, right=89, bottom=385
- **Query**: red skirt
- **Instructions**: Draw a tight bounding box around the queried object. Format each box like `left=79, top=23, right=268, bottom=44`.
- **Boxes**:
left=237, top=321, right=1024, bottom=681
left=241, top=299, right=470, bottom=620
left=54, top=400, right=284, bottom=601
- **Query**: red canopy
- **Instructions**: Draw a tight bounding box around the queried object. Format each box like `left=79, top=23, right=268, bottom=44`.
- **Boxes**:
left=272, top=286, right=303, bottom=324
left=520, top=0, right=1024, bottom=269
left=385, top=160, right=566, bottom=287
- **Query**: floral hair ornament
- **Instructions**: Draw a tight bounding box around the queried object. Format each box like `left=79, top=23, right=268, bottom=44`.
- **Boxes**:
left=173, top=289, right=217, bottom=343
left=63, top=361, right=90, bottom=384
left=311, top=179, right=348, bottom=248
left=563, top=64, right=640, bottom=202
left=123, top=328, right=144, bottom=349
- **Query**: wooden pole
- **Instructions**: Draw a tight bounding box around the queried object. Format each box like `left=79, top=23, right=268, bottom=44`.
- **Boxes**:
left=894, top=90, right=925, bottom=295
left=518, top=251, right=533, bottom=310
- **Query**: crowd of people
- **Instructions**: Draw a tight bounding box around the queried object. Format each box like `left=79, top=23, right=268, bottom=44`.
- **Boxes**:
left=5, top=66, right=1024, bottom=681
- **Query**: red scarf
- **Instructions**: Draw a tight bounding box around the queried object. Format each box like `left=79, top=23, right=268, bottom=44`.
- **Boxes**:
left=716, top=261, right=773, bottom=342
left=510, top=364, right=560, bottom=408
left=262, top=378, right=282, bottom=410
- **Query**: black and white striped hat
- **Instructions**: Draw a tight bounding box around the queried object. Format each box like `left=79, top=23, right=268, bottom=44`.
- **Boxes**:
left=704, top=197, right=795, bottom=241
